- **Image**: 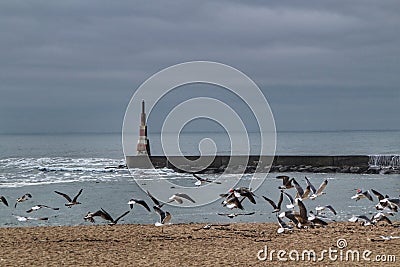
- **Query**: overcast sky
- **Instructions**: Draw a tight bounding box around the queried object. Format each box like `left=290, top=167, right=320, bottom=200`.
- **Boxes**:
left=1, top=0, right=399, bottom=134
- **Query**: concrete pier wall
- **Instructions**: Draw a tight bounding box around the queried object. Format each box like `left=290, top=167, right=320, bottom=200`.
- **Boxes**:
left=125, top=155, right=398, bottom=174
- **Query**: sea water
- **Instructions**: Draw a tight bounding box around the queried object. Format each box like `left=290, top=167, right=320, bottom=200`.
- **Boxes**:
left=0, top=131, right=399, bottom=227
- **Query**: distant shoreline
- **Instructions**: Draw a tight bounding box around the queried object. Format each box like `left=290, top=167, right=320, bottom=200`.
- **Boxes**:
left=126, top=155, right=400, bottom=174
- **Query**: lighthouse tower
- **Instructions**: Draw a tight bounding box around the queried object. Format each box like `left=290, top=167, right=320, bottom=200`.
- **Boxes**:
left=136, top=100, right=151, bottom=155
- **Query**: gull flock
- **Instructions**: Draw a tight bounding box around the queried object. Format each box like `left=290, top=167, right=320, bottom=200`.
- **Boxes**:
left=0, top=174, right=398, bottom=233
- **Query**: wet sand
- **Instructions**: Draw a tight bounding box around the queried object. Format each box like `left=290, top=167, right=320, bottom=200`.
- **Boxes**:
left=0, top=222, right=399, bottom=266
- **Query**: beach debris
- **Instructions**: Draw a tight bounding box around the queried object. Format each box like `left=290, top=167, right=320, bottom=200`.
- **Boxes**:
left=217, top=212, right=255, bottom=219
left=167, top=193, right=196, bottom=204
left=54, top=189, right=83, bottom=207
left=351, top=189, right=373, bottom=201
left=15, top=193, right=32, bottom=208
left=26, top=205, right=59, bottom=213
left=127, top=198, right=151, bottom=212
left=0, top=195, right=9, bottom=207
left=192, top=173, right=221, bottom=186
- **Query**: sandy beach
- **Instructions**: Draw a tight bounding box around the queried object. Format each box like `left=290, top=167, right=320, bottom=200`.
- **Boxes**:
left=0, top=222, right=398, bottom=266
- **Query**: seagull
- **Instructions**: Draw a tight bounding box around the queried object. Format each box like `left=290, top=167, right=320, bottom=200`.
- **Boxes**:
left=372, top=212, right=392, bottom=225
left=147, top=190, right=165, bottom=208
left=26, top=205, right=59, bottom=213
left=292, top=178, right=304, bottom=198
left=222, top=195, right=245, bottom=210
left=315, top=205, right=337, bottom=216
left=295, top=199, right=309, bottom=228
left=217, top=212, right=255, bottom=218
left=13, top=215, right=48, bottom=222
left=351, top=189, right=373, bottom=202
left=15, top=193, right=32, bottom=208
left=167, top=193, right=196, bottom=204
left=307, top=211, right=328, bottom=227
left=153, top=206, right=171, bottom=227
left=84, top=208, right=130, bottom=225
left=371, top=189, right=399, bottom=211
left=309, top=179, right=328, bottom=200
left=0, top=195, right=9, bottom=207
left=349, top=215, right=374, bottom=226
left=127, top=198, right=151, bottom=212
left=232, top=187, right=257, bottom=204
left=276, top=175, right=294, bottom=189
left=282, top=191, right=295, bottom=209
left=54, top=189, right=83, bottom=207
left=277, top=216, right=293, bottom=233
left=192, top=173, right=221, bottom=186
left=278, top=211, right=299, bottom=226
left=380, top=236, right=400, bottom=241
left=263, top=192, right=283, bottom=213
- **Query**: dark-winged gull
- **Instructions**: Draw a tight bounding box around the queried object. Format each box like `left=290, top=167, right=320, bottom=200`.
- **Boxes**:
left=127, top=198, right=151, bottom=212
left=54, top=189, right=83, bottom=207
left=15, top=193, right=32, bottom=208
left=26, top=205, right=59, bottom=213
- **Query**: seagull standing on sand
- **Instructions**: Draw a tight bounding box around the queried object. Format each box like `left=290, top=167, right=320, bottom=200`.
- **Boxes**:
left=54, top=189, right=83, bottom=207
left=15, top=193, right=32, bottom=208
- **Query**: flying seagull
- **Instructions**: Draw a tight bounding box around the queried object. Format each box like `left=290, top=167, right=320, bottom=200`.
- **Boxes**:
left=127, top=198, right=151, bottom=212
left=153, top=206, right=172, bottom=227
left=84, top=209, right=130, bottom=225
left=15, top=193, right=32, bottom=208
left=54, top=189, right=83, bottom=207
left=168, top=193, right=196, bottom=204
left=277, top=215, right=293, bottom=234
left=147, top=190, right=165, bottom=208
left=262, top=191, right=283, bottom=213
left=309, top=179, right=328, bottom=200
left=351, top=189, right=373, bottom=202
left=26, top=205, right=59, bottom=213
left=13, top=215, right=48, bottom=222
left=0, top=195, right=9, bottom=207
left=222, top=195, right=245, bottom=210
left=276, top=176, right=294, bottom=189
left=192, top=173, right=221, bottom=186
left=349, top=215, right=374, bottom=226
left=217, top=212, right=255, bottom=218
left=315, top=205, right=337, bottom=216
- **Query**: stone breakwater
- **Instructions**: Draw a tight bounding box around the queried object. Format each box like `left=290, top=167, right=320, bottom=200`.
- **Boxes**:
left=126, top=155, right=400, bottom=174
